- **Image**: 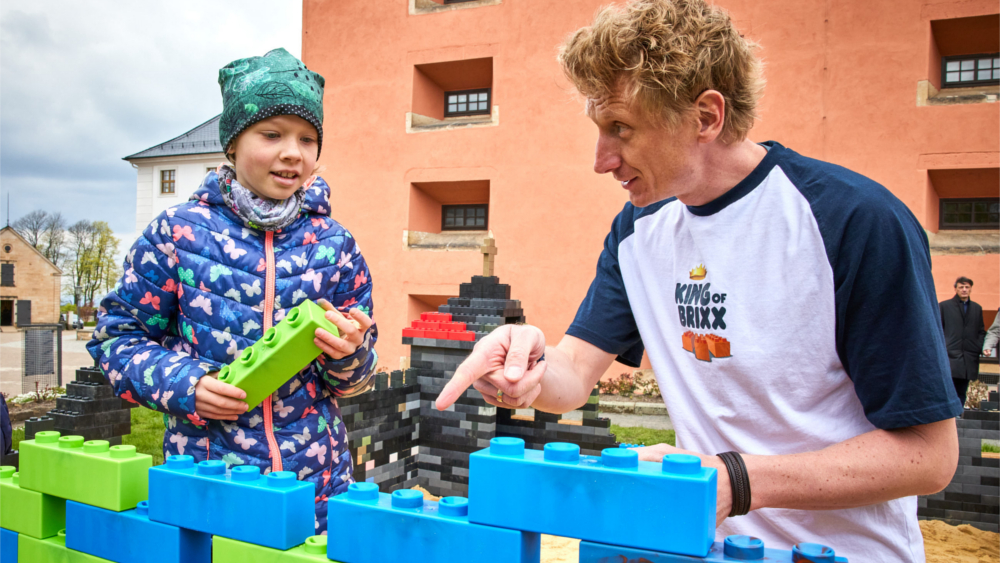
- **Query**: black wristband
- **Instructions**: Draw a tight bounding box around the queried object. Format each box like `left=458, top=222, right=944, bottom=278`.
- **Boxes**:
left=717, top=451, right=752, bottom=517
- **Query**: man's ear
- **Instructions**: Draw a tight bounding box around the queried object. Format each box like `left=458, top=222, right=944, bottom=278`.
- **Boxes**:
left=694, top=90, right=726, bottom=144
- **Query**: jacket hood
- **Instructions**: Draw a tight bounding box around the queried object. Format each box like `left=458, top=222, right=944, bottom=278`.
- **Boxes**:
left=191, top=169, right=333, bottom=218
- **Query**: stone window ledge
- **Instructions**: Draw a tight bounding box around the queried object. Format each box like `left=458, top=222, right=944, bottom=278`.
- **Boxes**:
left=927, top=229, right=1000, bottom=255
left=406, top=108, right=499, bottom=134
left=404, top=230, right=492, bottom=251
left=410, top=0, right=501, bottom=16
left=917, top=81, right=999, bottom=106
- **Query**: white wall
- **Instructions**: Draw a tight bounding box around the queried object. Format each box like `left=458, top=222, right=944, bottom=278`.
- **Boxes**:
left=131, top=153, right=226, bottom=233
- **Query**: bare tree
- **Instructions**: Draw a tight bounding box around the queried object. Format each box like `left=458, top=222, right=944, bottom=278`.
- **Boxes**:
left=12, top=210, right=67, bottom=267
left=12, top=210, right=49, bottom=247
left=65, top=220, right=119, bottom=317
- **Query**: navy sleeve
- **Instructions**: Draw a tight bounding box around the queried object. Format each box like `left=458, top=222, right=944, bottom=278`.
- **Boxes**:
left=566, top=204, right=645, bottom=368
left=783, top=150, right=963, bottom=429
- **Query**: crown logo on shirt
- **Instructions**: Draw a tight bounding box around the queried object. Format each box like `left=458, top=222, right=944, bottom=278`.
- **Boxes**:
left=689, top=264, right=707, bottom=280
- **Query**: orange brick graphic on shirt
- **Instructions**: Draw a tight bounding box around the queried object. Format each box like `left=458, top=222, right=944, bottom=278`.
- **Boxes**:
left=681, top=332, right=731, bottom=362
left=682, top=331, right=695, bottom=352
left=706, top=334, right=731, bottom=358
left=694, top=335, right=711, bottom=362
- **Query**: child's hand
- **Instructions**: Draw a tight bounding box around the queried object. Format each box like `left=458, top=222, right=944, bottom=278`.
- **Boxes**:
left=314, top=299, right=373, bottom=360
left=195, top=373, right=249, bottom=421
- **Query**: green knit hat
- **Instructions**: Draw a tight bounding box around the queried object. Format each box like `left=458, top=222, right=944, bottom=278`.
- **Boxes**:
left=218, top=48, right=325, bottom=158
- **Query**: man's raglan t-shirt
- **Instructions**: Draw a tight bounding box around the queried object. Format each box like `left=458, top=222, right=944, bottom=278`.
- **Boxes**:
left=567, top=141, right=962, bottom=561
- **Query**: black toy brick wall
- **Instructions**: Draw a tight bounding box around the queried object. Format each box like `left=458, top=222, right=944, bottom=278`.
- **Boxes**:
left=339, top=370, right=420, bottom=493
left=918, top=409, right=999, bottom=533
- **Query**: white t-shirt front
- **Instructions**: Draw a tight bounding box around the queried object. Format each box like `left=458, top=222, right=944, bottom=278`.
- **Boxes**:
left=568, top=142, right=962, bottom=561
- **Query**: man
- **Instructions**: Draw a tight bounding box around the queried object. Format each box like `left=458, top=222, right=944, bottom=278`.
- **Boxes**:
left=940, top=277, right=987, bottom=406
left=434, top=1, right=960, bottom=560
left=984, top=310, right=999, bottom=358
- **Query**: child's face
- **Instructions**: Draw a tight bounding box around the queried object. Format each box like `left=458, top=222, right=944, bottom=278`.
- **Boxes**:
left=229, top=115, right=319, bottom=200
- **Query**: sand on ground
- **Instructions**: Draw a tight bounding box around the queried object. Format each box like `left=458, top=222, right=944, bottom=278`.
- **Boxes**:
left=414, top=486, right=999, bottom=562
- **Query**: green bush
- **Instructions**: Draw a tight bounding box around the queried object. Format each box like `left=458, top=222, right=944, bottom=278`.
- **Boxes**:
left=983, top=442, right=1000, bottom=454
left=599, top=371, right=661, bottom=398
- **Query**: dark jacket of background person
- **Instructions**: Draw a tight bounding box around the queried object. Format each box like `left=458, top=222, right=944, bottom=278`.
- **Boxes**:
left=0, top=396, right=10, bottom=455
left=940, top=295, right=987, bottom=380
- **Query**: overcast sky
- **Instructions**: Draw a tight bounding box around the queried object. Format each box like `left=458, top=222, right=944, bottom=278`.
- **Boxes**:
left=0, top=1, right=302, bottom=243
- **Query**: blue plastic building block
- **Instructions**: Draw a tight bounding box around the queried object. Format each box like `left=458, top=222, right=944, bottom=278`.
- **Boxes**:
left=579, top=535, right=848, bottom=562
left=327, top=483, right=540, bottom=563
left=18, top=529, right=112, bottom=562
left=147, top=456, right=313, bottom=550
left=468, top=438, right=716, bottom=557
left=65, top=500, right=211, bottom=563
left=0, top=528, right=16, bottom=563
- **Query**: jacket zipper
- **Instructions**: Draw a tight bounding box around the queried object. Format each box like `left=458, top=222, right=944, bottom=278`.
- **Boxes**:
left=262, top=231, right=283, bottom=472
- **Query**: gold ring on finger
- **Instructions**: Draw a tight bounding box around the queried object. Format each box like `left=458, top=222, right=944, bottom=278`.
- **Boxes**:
left=497, top=389, right=504, bottom=402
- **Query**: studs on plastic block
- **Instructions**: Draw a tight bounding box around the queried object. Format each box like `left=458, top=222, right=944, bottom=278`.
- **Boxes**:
left=662, top=454, right=701, bottom=475
left=724, top=535, right=765, bottom=560
left=196, top=460, right=226, bottom=476
left=544, top=443, right=580, bottom=463
left=303, top=535, right=327, bottom=555
left=490, top=437, right=525, bottom=457
left=439, top=497, right=469, bottom=517
left=792, top=543, right=837, bottom=562
left=391, top=489, right=424, bottom=509
left=348, top=482, right=379, bottom=501
left=83, top=440, right=109, bottom=454
left=167, top=455, right=195, bottom=469
left=266, top=472, right=298, bottom=488
left=231, top=466, right=260, bottom=482
left=58, top=436, right=84, bottom=449
left=601, top=447, right=638, bottom=469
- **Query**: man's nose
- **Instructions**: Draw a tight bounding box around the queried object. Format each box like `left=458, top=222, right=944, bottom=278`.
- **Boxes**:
left=594, top=135, right=621, bottom=175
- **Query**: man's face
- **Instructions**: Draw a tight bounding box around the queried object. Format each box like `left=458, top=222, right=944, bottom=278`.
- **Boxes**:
left=956, top=283, right=972, bottom=300
left=230, top=115, right=319, bottom=200
left=587, top=86, right=698, bottom=208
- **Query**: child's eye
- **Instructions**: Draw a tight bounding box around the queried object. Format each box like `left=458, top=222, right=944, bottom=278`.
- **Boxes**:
left=263, top=132, right=280, bottom=139
left=301, top=137, right=315, bottom=144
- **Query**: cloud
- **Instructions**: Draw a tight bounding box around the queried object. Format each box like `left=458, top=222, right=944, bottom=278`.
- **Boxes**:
left=0, top=1, right=302, bottom=235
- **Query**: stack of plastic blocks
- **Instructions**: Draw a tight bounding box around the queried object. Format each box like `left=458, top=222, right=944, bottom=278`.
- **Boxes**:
left=327, top=483, right=540, bottom=562
left=0, top=464, right=66, bottom=563
left=148, top=455, right=328, bottom=561
left=217, top=299, right=340, bottom=409
left=470, top=438, right=717, bottom=557
left=402, top=312, right=475, bottom=342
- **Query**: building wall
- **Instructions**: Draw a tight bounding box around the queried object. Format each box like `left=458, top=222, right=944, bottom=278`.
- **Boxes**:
left=0, top=230, right=62, bottom=325
left=303, top=0, right=999, bottom=377
left=130, top=154, right=226, bottom=233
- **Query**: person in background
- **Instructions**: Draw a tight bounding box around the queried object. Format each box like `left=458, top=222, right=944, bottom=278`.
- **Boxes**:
left=982, top=309, right=999, bottom=358
left=940, top=277, right=987, bottom=406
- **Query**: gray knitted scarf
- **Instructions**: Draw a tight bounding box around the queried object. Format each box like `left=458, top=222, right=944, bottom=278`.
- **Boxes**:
left=216, top=165, right=305, bottom=231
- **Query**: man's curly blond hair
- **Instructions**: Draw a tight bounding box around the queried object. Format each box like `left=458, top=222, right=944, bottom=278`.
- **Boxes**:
left=558, top=0, right=764, bottom=142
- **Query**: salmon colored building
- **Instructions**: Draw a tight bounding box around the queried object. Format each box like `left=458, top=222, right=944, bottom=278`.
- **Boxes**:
left=303, top=0, right=999, bottom=378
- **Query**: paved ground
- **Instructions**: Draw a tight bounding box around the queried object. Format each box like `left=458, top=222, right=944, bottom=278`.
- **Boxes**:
left=1, top=330, right=93, bottom=397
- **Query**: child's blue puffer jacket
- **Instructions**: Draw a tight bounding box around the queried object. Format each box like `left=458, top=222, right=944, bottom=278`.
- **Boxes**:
left=88, top=170, right=377, bottom=534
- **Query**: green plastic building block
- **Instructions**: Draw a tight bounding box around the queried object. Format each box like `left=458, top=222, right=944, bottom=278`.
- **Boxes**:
left=213, top=535, right=341, bottom=562
left=218, top=299, right=341, bottom=409
left=19, top=530, right=112, bottom=562
left=19, top=433, right=151, bottom=512
left=0, top=466, right=66, bottom=538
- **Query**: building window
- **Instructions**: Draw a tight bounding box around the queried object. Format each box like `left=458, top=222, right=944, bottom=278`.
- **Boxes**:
left=442, top=204, right=488, bottom=231
left=942, top=53, right=1000, bottom=88
left=940, top=198, right=1000, bottom=229
left=444, top=88, right=491, bottom=118
left=160, top=170, right=176, bottom=194
left=1, top=264, right=13, bottom=287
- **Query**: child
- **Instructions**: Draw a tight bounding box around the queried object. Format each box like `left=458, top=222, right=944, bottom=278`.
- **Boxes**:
left=88, top=48, right=377, bottom=534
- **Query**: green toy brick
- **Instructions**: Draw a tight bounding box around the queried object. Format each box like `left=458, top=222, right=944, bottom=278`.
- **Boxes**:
left=0, top=466, right=66, bottom=538
left=213, top=535, right=341, bottom=562
left=19, top=530, right=112, bottom=562
left=19, top=433, right=151, bottom=512
left=218, top=300, right=341, bottom=409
